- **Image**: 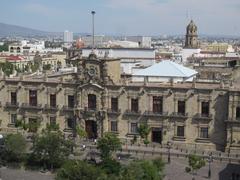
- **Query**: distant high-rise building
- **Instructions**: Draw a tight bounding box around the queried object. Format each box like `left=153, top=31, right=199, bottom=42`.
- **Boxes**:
left=184, top=20, right=199, bottom=49
left=64, top=30, right=73, bottom=43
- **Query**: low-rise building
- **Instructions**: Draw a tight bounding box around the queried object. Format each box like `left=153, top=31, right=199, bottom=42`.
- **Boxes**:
left=0, top=53, right=239, bottom=154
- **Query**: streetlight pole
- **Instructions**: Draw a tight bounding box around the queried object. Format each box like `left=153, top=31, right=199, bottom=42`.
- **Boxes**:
left=0, top=134, right=4, bottom=172
left=167, top=141, right=172, bottom=164
left=91, top=11, right=96, bottom=49
left=208, top=154, right=212, bottom=179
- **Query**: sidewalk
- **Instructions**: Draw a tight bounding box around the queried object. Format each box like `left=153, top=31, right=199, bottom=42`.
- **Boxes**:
left=79, top=141, right=240, bottom=164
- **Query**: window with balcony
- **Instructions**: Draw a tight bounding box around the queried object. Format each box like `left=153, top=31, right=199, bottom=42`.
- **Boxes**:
left=153, top=96, right=163, bottom=113
left=88, top=94, right=96, bottom=110
left=11, top=92, right=17, bottom=105
left=110, top=121, right=118, bottom=132
left=201, top=102, right=210, bottom=117
left=68, top=95, right=75, bottom=108
left=200, top=127, right=209, bottom=138
left=178, top=101, right=185, bottom=115
left=131, top=98, right=138, bottom=113
left=29, top=90, right=37, bottom=106
left=50, top=94, right=56, bottom=107
left=130, top=123, right=138, bottom=134
left=111, top=97, right=118, bottom=112
left=10, top=114, right=17, bottom=124
left=177, top=126, right=184, bottom=137
left=236, top=106, right=240, bottom=120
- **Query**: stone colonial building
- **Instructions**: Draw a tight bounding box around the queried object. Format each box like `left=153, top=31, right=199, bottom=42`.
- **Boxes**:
left=0, top=52, right=239, bottom=153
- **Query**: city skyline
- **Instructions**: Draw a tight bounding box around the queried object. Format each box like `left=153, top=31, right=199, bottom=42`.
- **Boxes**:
left=0, top=0, right=239, bottom=36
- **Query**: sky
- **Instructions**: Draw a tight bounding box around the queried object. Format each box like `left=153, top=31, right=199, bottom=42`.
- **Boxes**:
left=0, top=0, right=240, bottom=36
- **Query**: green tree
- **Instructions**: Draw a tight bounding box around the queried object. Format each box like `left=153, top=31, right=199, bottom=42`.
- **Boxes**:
left=120, top=159, right=165, bottom=180
left=30, top=63, right=40, bottom=72
left=2, top=133, right=26, bottom=163
left=97, top=132, right=121, bottom=160
left=138, top=123, right=151, bottom=145
left=0, top=44, right=8, bottom=52
left=76, top=126, right=87, bottom=139
left=56, top=160, right=107, bottom=180
left=0, top=62, right=14, bottom=76
left=43, top=64, right=51, bottom=71
left=28, top=129, right=74, bottom=170
left=185, top=154, right=206, bottom=180
left=46, top=123, right=60, bottom=131
left=100, top=158, right=121, bottom=175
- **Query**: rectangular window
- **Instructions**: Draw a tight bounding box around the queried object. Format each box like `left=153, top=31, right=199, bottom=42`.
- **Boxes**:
left=111, top=121, right=118, bottom=132
left=50, top=117, right=56, bottom=125
left=177, top=126, right=184, bottom=137
left=10, top=114, right=17, bottom=124
left=67, top=118, right=74, bottom=129
left=153, top=96, right=163, bottom=113
left=50, top=94, right=56, bottom=107
left=111, top=98, right=118, bottom=112
left=68, top=95, right=75, bottom=108
left=130, top=123, right=138, bottom=134
left=88, top=94, right=96, bottom=110
left=201, top=102, right=209, bottom=117
left=200, top=127, right=209, bottom=138
left=236, top=107, right=240, bottom=120
left=29, top=90, right=37, bottom=106
left=178, top=101, right=185, bottom=115
left=131, top=98, right=138, bottom=113
left=11, top=92, right=17, bottom=105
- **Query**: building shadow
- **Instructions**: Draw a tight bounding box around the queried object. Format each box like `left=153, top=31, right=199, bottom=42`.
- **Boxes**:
left=219, top=163, right=240, bottom=180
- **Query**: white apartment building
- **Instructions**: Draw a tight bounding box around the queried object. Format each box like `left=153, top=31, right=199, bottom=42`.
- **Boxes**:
left=81, top=48, right=156, bottom=74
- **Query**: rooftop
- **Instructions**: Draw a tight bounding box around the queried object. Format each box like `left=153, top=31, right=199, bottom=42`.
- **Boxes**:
left=133, top=60, right=198, bottom=78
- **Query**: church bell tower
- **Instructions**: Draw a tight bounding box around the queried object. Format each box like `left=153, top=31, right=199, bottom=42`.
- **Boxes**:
left=184, top=20, right=199, bottom=49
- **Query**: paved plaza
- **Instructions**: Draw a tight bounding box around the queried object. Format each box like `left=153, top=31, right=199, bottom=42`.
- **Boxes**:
left=0, top=167, right=54, bottom=180
left=1, top=157, right=239, bottom=180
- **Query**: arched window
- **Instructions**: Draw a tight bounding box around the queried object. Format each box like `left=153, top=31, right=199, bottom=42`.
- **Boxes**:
left=17, top=47, right=21, bottom=53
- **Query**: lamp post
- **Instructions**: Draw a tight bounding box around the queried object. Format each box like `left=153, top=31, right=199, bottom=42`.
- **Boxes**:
left=0, top=134, right=4, bottom=168
left=167, top=141, right=172, bottom=164
left=208, top=154, right=213, bottom=179
left=91, top=11, right=96, bottom=49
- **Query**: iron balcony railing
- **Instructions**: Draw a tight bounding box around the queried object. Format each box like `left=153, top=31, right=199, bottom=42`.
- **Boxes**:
left=62, top=105, right=75, bottom=111
left=143, top=111, right=168, bottom=117
left=107, top=108, right=121, bottom=114
left=5, top=102, right=19, bottom=108
left=124, top=109, right=142, bottom=116
left=44, top=104, right=59, bottom=110
left=194, top=113, right=213, bottom=119
left=170, top=112, right=189, bottom=118
left=21, top=103, right=42, bottom=110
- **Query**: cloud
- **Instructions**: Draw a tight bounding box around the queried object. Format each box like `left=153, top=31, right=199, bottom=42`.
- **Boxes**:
left=23, top=3, right=60, bottom=16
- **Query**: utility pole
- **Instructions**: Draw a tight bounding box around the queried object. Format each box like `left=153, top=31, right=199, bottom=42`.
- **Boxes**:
left=91, top=11, right=96, bottom=49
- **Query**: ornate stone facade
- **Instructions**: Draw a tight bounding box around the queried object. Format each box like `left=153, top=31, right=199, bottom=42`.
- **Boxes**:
left=0, top=54, right=240, bottom=153
left=185, top=20, right=199, bottom=49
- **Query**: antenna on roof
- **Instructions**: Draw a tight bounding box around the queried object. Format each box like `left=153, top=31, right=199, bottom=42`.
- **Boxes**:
left=91, top=11, right=96, bottom=50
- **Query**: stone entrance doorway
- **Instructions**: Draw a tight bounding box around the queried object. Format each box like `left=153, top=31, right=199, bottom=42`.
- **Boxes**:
left=85, top=120, right=97, bottom=139
left=152, top=128, right=162, bottom=144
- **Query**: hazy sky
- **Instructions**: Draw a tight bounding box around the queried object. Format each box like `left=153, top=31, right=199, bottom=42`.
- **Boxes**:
left=0, top=0, right=240, bottom=36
